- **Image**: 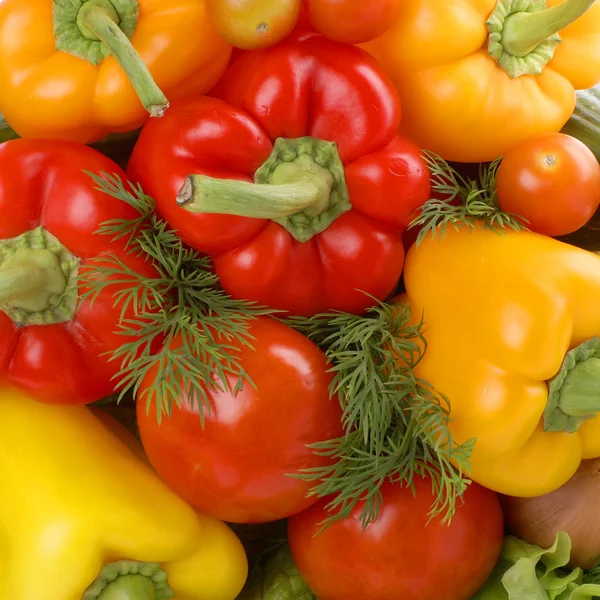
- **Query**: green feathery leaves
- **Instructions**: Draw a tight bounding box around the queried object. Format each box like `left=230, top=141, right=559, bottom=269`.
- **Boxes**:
left=78, top=172, right=272, bottom=424
left=410, top=151, right=528, bottom=246
left=584, top=556, right=600, bottom=584
left=287, top=302, right=474, bottom=531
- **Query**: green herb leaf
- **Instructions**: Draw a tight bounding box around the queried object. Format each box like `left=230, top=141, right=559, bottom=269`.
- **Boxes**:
left=286, top=301, right=474, bottom=531
left=409, top=151, right=528, bottom=246
left=584, top=558, right=600, bottom=586
left=78, top=172, right=273, bottom=422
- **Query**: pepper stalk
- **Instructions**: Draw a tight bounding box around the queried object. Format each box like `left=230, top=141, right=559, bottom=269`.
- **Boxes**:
left=176, top=136, right=352, bottom=243
left=82, top=561, right=173, bottom=600
left=0, top=228, right=80, bottom=326
left=0, top=248, right=66, bottom=312
left=487, top=0, right=598, bottom=77
left=544, top=336, right=600, bottom=433
left=54, top=0, right=169, bottom=116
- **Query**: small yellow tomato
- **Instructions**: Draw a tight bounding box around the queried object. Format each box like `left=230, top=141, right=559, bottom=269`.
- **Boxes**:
left=205, top=0, right=301, bottom=50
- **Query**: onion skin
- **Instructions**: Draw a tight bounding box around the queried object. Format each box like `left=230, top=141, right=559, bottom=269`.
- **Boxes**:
left=501, top=458, right=600, bottom=569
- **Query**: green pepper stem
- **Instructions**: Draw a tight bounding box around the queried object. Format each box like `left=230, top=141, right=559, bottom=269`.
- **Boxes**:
left=82, top=561, right=173, bottom=600
left=544, top=337, right=600, bottom=433
left=177, top=176, right=322, bottom=217
left=97, top=574, right=157, bottom=600
left=176, top=156, right=335, bottom=219
left=554, top=357, right=600, bottom=416
left=0, top=248, right=67, bottom=312
left=501, top=0, right=596, bottom=58
left=77, top=0, right=169, bottom=117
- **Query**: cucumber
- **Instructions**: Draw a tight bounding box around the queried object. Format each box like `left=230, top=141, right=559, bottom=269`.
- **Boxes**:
left=558, top=86, right=600, bottom=252
left=561, top=84, right=600, bottom=162
left=559, top=210, right=600, bottom=253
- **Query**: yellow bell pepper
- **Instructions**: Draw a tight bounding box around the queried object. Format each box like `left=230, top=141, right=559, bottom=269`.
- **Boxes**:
left=399, top=223, right=600, bottom=497
left=0, top=0, right=231, bottom=144
left=0, top=387, right=248, bottom=600
left=363, top=0, right=600, bottom=163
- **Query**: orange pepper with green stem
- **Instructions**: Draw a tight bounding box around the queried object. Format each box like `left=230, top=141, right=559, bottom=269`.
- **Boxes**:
left=399, top=222, right=600, bottom=498
left=363, top=0, right=600, bottom=163
left=0, top=0, right=231, bottom=144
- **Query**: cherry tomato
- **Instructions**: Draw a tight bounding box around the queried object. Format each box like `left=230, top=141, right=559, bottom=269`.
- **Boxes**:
left=304, top=0, right=401, bottom=44
left=496, top=133, right=600, bottom=237
left=205, top=0, right=301, bottom=50
left=136, top=316, right=344, bottom=524
left=288, top=477, right=504, bottom=600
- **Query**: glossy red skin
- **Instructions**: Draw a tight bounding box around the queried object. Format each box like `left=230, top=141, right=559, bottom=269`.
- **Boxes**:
left=288, top=477, right=504, bottom=600
left=128, top=33, right=430, bottom=317
left=304, top=0, right=401, bottom=44
left=136, top=316, right=344, bottom=523
left=0, top=139, right=155, bottom=404
left=496, top=132, right=600, bottom=237
left=294, top=1, right=315, bottom=32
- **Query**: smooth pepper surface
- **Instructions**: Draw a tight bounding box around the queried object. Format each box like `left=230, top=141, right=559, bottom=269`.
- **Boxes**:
left=363, top=0, right=600, bottom=162
left=400, top=223, right=600, bottom=497
left=128, top=32, right=430, bottom=317
left=0, top=387, right=248, bottom=600
left=0, top=0, right=231, bottom=143
left=0, top=139, right=155, bottom=405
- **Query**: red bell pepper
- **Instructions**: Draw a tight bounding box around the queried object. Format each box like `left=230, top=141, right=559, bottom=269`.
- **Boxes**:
left=127, top=33, right=430, bottom=317
left=0, top=139, right=153, bottom=404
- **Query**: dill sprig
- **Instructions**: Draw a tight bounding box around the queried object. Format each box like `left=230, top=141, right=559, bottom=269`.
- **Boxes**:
left=287, top=302, right=474, bottom=531
left=584, top=557, right=600, bottom=585
left=78, top=172, right=272, bottom=423
left=410, top=151, right=527, bottom=246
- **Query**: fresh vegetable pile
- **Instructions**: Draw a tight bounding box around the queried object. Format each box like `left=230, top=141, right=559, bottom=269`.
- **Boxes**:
left=2, top=0, right=600, bottom=599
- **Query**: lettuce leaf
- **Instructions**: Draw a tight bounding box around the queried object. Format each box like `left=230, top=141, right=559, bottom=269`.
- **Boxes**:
left=237, top=542, right=317, bottom=600
left=472, top=532, right=600, bottom=600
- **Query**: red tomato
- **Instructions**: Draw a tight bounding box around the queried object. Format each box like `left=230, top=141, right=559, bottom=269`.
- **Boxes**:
left=288, top=477, right=504, bottom=600
left=205, top=0, right=301, bottom=50
left=304, top=0, right=401, bottom=43
left=136, top=316, right=344, bottom=524
left=496, top=133, right=600, bottom=237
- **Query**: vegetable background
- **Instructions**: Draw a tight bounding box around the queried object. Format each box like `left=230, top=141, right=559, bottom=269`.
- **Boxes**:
left=2, top=0, right=600, bottom=598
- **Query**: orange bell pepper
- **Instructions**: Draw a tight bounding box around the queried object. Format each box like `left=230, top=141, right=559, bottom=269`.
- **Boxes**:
left=363, top=0, right=600, bottom=163
left=399, top=223, right=600, bottom=498
left=0, top=0, right=232, bottom=144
